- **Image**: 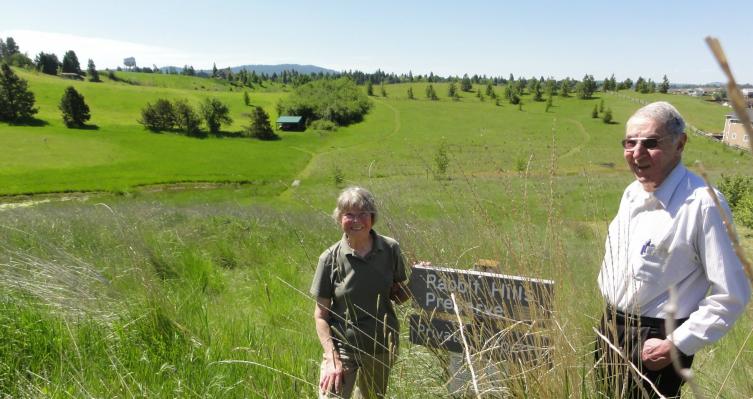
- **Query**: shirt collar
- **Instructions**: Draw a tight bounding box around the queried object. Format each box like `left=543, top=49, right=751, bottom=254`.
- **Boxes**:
left=653, top=163, right=687, bottom=209
left=339, top=230, right=384, bottom=256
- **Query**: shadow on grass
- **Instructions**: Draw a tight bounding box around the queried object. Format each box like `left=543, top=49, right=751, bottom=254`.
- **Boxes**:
left=5, top=117, right=48, bottom=127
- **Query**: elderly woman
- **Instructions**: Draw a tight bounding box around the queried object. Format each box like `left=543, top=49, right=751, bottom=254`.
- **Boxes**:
left=310, top=186, right=409, bottom=398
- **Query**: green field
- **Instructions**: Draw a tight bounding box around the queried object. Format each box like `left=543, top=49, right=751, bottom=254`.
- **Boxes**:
left=1, top=70, right=752, bottom=398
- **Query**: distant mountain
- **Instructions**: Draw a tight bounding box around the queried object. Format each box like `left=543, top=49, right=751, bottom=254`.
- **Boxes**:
left=160, top=64, right=338, bottom=76
left=230, top=64, right=338, bottom=75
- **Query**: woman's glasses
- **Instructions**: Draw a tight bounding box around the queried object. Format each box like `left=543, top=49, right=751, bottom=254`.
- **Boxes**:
left=621, top=136, right=670, bottom=150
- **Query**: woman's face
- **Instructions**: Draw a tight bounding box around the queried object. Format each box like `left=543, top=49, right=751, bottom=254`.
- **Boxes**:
left=339, top=207, right=373, bottom=238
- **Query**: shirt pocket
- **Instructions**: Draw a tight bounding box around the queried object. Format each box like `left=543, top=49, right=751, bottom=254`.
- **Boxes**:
left=634, top=252, right=666, bottom=282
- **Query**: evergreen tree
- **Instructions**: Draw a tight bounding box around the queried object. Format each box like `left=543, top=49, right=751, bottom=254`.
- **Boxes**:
left=592, top=105, right=599, bottom=118
left=244, top=91, right=250, bottom=106
left=599, top=99, right=605, bottom=113
left=0, top=63, right=38, bottom=122
left=200, top=98, right=232, bottom=134
left=659, top=75, right=670, bottom=93
left=3, top=37, right=19, bottom=57
left=407, top=86, right=414, bottom=99
left=602, top=107, right=613, bottom=124
left=460, top=74, right=472, bottom=92
left=0, top=39, right=5, bottom=60
left=87, top=59, right=100, bottom=82
left=35, top=52, right=60, bottom=75
left=448, top=82, right=457, bottom=98
left=59, top=86, right=90, bottom=128
left=546, top=95, right=553, bottom=112
left=485, top=83, right=494, bottom=97
left=576, top=74, right=597, bottom=99
left=62, top=50, right=81, bottom=74
left=244, top=106, right=279, bottom=140
left=425, top=84, right=438, bottom=100
left=212, top=63, right=218, bottom=78
left=560, top=78, right=570, bottom=97
left=380, top=82, right=387, bottom=97
left=622, top=78, right=633, bottom=90
left=634, top=77, right=646, bottom=93
left=366, top=80, right=374, bottom=96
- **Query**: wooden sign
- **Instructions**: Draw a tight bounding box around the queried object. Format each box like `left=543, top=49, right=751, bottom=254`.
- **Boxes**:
left=409, top=314, right=550, bottom=357
left=408, top=264, right=554, bottom=320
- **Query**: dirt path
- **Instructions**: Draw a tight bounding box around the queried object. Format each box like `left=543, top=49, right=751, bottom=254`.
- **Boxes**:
left=280, top=99, right=401, bottom=197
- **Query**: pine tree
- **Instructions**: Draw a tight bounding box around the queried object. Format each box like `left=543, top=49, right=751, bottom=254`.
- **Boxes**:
left=87, top=59, right=100, bottom=82
left=460, top=74, right=472, bottom=92
left=59, top=86, right=90, bottom=127
left=659, top=75, right=670, bottom=94
left=244, top=91, right=250, bottom=106
left=0, top=63, right=38, bottom=122
left=4, top=37, right=19, bottom=57
left=425, top=84, right=438, bottom=100
left=244, top=106, right=279, bottom=140
left=62, top=50, right=81, bottom=74
left=599, top=99, right=605, bottom=113
left=380, top=83, right=387, bottom=97
left=602, top=107, right=613, bottom=124
left=407, top=86, right=414, bottom=99
left=35, top=52, right=60, bottom=75
left=592, top=104, right=599, bottom=118
left=366, top=80, right=374, bottom=96
left=448, top=82, right=457, bottom=98
left=560, top=78, right=570, bottom=97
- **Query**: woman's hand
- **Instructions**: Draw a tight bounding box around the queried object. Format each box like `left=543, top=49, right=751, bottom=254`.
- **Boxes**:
left=319, top=354, right=344, bottom=395
left=390, top=282, right=411, bottom=304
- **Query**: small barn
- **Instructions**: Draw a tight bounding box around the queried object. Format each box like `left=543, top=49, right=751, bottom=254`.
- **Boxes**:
left=276, top=116, right=305, bottom=131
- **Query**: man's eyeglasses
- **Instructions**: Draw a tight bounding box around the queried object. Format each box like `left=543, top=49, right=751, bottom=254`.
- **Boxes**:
left=621, top=137, right=670, bottom=150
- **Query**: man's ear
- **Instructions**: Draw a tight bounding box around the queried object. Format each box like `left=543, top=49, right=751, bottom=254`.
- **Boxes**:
left=676, top=134, right=688, bottom=152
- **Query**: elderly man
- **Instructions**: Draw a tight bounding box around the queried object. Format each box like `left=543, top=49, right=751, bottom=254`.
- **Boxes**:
left=596, top=101, right=751, bottom=398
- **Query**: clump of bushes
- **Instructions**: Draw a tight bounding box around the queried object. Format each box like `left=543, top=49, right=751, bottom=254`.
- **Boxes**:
left=718, top=174, right=753, bottom=229
left=276, top=77, right=370, bottom=127
left=139, top=97, right=231, bottom=137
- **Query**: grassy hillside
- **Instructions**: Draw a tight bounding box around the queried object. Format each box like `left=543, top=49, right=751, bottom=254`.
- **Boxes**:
left=1, top=71, right=752, bottom=397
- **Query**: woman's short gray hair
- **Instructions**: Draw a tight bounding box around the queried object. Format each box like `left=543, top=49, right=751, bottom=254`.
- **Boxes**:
left=332, top=186, right=378, bottom=223
left=627, top=101, right=686, bottom=138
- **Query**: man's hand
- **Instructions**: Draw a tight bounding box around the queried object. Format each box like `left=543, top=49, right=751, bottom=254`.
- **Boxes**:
left=319, top=355, right=343, bottom=395
left=641, top=338, right=674, bottom=371
left=390, top=282, right=411, bottom=304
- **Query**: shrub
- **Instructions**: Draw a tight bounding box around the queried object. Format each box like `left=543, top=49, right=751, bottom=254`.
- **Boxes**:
left=200, top=98, right=232, bottom=134
left=308, top=119, right=337, bottom=132
left=602, top=108, right=613, bottom=124
left=59, top=86, right=91, bottom=128
left=277, top=77, right=370, bottom=126
left=139, top=99, right=175, bottom=132
left=718, top=174, right=753, bottom=229
left=173, top=99, right=201, bottom=136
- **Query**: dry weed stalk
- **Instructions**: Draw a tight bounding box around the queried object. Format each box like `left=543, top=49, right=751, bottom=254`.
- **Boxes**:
left=593, top=327, right=665, bottom=399
left=451, top=293, right=481, bottom=397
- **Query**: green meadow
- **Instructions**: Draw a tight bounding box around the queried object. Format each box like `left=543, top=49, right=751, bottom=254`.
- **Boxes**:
left=1, top=69, right=752, bottom=397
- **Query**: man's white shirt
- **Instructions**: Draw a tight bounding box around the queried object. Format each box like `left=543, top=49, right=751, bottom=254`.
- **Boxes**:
left=598, top=164, right=751, bottom=355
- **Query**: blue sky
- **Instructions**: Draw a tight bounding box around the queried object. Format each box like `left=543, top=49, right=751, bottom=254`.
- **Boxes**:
left=2, top=1, right=751, bottom=84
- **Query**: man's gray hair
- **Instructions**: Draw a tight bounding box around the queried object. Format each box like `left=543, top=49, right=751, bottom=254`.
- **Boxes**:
left=332, top=186, right=378, bottom=223
left=627, top=101, right=686, bottom=138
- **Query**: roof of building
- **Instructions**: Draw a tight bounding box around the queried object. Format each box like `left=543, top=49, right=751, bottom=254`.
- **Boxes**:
left=728, top=109, right=753, bottom=121
left=276, top=116, right=303, bottom=123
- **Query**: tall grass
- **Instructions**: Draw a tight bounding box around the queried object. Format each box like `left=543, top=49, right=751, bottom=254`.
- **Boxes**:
left=2, top=147, right=750, bottom=398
